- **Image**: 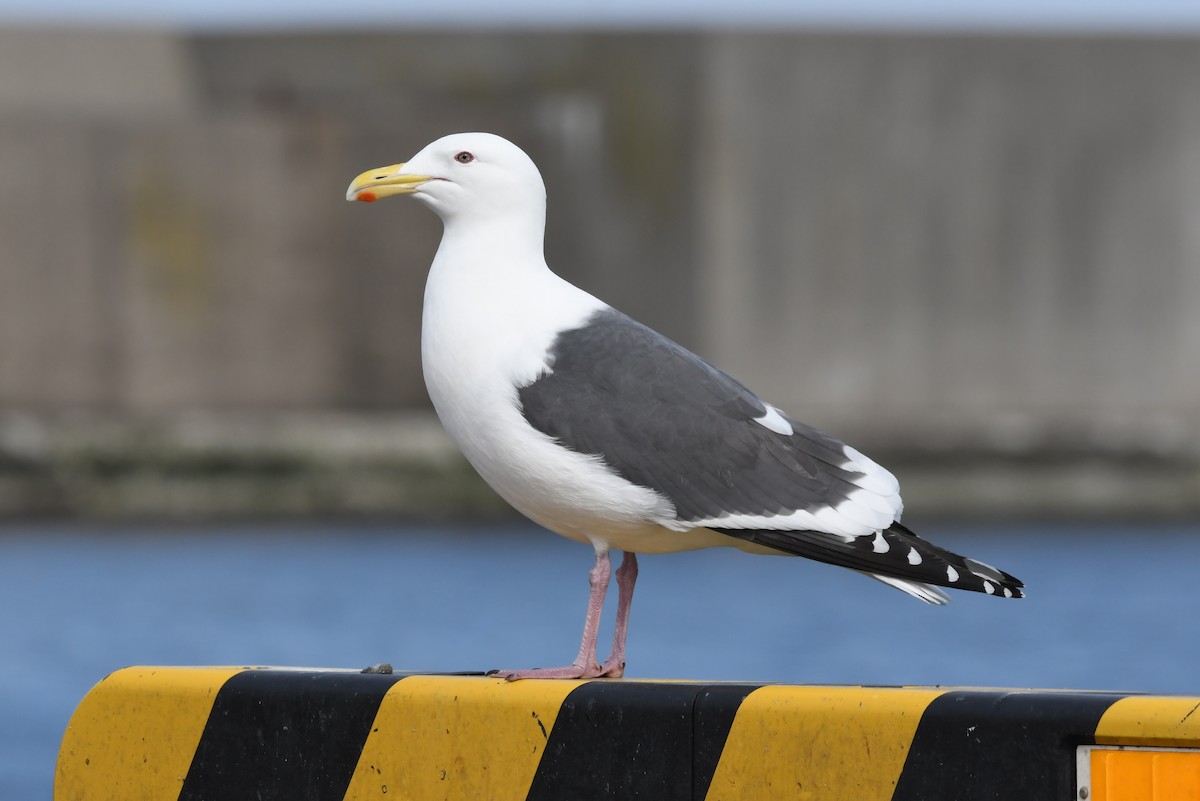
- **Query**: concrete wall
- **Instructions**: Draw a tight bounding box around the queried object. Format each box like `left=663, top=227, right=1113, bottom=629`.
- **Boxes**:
left=1, top=28, right=1198, bottom=458
left=699, top=34, right=1200, bottom=455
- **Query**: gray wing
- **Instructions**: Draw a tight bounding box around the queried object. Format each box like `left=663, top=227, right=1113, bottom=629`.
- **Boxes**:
left=516, top=308, right=1025, bottom=600
left=516, top=308, right=882, bottom=528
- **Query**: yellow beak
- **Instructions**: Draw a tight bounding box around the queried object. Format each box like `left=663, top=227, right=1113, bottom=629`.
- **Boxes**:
left=346, top=163, right=432, bottom=202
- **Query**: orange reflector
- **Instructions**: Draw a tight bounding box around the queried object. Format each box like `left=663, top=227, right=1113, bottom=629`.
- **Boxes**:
left=1082, top=746, right=1200, bottom=801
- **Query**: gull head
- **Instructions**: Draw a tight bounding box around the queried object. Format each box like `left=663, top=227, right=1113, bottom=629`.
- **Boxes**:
left=346, top=132, right=546, bottom=225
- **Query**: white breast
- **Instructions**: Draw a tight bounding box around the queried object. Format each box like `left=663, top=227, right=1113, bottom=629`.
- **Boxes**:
left=419, top=248, right=676, bottom=548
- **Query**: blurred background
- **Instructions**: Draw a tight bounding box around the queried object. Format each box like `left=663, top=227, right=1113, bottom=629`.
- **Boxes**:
left=3, top=1, right=1200, bottom=798
left=3, top=8, right=1200, bottom=519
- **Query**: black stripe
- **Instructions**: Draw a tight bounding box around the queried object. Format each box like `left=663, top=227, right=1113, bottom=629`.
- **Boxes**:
left=525, top=681, right=757, bottom=801
left=178, top=670, right=405, bottom=801
left=892, top=690, right=1127, bottom=801
left=692, top=685, right=760, bottom=800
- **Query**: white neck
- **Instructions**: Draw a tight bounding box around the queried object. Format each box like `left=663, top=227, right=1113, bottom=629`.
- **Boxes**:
left=432, top=212, right=548, bottom=285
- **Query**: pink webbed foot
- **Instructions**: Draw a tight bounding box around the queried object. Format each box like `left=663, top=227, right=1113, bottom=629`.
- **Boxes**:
left=492, top=550, right=637, bottom=682
left=597, top=658, right=625, bottom=679
left=490, top=662, right=617, bottom=682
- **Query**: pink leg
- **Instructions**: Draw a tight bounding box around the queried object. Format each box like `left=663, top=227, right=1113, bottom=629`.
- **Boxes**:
left=498, top=550, right=612, bottom=681
left=599, top=552, right=638, bottom=678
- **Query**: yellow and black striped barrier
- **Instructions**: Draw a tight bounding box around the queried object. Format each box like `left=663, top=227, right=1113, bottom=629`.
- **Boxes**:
left=55, top=667, right=1200, bottom=800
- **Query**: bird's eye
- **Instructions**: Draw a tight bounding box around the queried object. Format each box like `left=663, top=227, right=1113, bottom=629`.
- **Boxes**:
left=454, top=151, right=475, bottom=164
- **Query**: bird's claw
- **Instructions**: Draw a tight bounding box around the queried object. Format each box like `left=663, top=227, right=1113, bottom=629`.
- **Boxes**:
left=598, top=659, right=625, bottom=679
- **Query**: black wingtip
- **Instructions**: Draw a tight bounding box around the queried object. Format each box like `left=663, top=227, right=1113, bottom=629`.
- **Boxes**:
left=713, top=521, right=1024, bottom=600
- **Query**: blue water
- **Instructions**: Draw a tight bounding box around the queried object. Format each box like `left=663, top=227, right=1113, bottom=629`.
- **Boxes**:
left=2, top=521, right=1199, bottom=799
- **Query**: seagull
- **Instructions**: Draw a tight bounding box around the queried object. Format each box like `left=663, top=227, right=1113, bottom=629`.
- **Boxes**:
left=347, top=132, right=1023, bottom=680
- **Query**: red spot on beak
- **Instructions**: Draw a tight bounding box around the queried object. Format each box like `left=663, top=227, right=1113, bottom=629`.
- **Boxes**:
left=358, top=192, right=377, bottom=203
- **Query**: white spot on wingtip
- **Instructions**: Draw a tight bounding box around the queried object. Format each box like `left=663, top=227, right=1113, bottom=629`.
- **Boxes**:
left=1003, top=587, right=1013, bottom=598
left=754, top=404, right=793, bottom=436
left=907, top=547, right=921, bottom=565
left=983, top=580, right=995, bottom=595
left=946, top=565, right=959, bottom=582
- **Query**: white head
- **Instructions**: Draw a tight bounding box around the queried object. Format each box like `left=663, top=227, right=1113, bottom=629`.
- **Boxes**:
left=346, top=132, right=547, bottom=228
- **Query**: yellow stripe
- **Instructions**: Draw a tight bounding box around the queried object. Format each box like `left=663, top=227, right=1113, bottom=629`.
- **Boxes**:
left=54, top=666, right=243, bottom=801
left=1096, top=697, right=1200, bottom=748
left=343, top=675, right=586, bottom=800
left=704, top=686, right=944, bottom=801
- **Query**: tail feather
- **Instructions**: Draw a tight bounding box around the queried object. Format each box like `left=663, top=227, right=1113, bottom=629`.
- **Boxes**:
left=712, top=521, right=1024, bottom=600
left=867, top=574, right=952, bottom=605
